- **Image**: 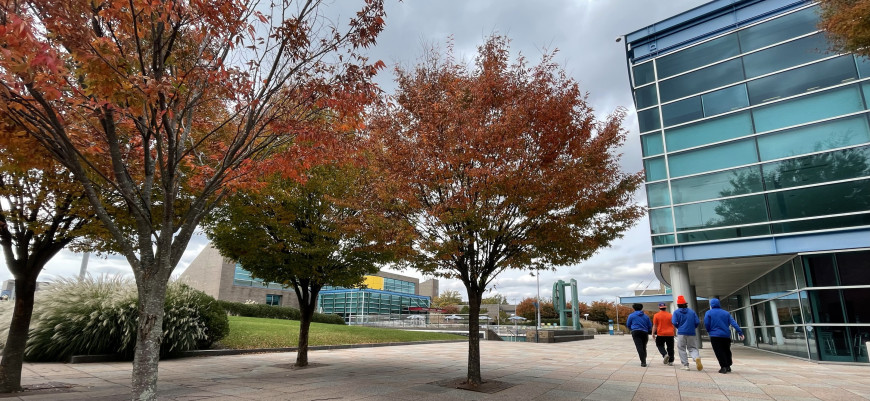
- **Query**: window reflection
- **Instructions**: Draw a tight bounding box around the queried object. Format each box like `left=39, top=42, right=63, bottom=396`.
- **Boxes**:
left=673, top=194, right=767, bottom=231
left=641, top=132, right=664, bottom=156
left=752, top=85, right=865, bottom=133
left=762, top=144, right=870, bottom=190
left=665, top=112, right=753, bottom=152
left=742, top=33, right=828, bottom=79
left=635, top=84, right=658, bottom=109
left=767, top=178, right=870, bottom=221
left=633, top=62, right=655, bottom=86
left=747, top=56, right=857, bottom=106
left=737, top=6, right=820, bottom=53
left=671, top=166, right=763, bottom=204
left=668, top=139, right=758, bottom=178
left=657, top=34, right=740, bottom=79
left=660, top=58, right=744, bottom=103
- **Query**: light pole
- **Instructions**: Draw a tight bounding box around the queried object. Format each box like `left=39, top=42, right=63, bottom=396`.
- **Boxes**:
left=78, top=252, right=90, bottom=279
left=583, top=313, right=589, bottom=321
left=535, top=269, right=541, bottom=343
left=615, top=296, right=620, bottom=334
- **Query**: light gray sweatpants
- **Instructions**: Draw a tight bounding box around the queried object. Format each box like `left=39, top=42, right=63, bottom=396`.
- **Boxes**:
left=676, top=334, right=700, bottom=366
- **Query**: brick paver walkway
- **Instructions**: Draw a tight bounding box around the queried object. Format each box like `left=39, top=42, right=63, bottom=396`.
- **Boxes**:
left=11, top=335, right=870, bottom=400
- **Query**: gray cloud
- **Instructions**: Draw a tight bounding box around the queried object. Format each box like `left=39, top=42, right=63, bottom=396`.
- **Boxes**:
left=11, top=1, right=705, bottom=305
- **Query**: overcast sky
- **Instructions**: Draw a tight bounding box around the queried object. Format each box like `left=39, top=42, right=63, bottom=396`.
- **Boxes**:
left=14, top=0, right=710, bottom=305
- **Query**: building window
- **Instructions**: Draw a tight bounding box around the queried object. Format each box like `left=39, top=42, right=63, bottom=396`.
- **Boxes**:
left=233, top=264, right=283, bottom=289
left=266, top=294, right=282, bottom=306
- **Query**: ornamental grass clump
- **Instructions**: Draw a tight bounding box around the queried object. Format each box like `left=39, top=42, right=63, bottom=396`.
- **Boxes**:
left=0, top=276, right=228, bottom=362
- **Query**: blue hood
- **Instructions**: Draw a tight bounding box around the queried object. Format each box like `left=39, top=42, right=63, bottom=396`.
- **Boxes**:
left=671, top=306, right=699, bottom=335
left=704, top=298, right=743, bottom=338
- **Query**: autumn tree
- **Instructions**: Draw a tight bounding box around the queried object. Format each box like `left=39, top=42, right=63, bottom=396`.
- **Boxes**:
left=0, top=127, right=107, bottom=392
left=817, top=0, right=870, bottom=57
left=588, top=300, right=612, bottom=322
left=369, top=36, right=644, bottom=386
left=570, top=301, right=591, bottom=318
left=205, top=163, right=394, bottom=367
left=432, top=289, right=463, bottom=308
left=481, top=293, right=509, bottom=305
left=0, top=0, right=386, bottom=398
left=589, top=299, right=633, bottom=324
left=516, top=298, right=537, bottom=320
left=442, top=305, right=460, bottom=314
left=540, top=301, right=557, bottom=319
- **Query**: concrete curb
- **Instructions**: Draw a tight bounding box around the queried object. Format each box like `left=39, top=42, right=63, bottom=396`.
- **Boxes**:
left=68, top=339, right=466, bottom=364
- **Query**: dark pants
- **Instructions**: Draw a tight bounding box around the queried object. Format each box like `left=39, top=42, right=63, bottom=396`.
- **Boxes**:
left=631, top=330, right=649, bottom=364
left=710, top=336, right=733, bottom=368
left=655, top=335, right=675, bottom=363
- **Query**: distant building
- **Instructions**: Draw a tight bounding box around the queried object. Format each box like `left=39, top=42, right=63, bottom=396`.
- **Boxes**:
left=180, top=245, right=435, bottom=317
left=1, top=279, right=52, bottom=301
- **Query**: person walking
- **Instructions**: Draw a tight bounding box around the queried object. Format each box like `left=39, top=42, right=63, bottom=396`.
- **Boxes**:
left=672, top=295, right=702, bottom=371
left=626, top=303, right=653, bottom=367
left=704, top=298, right=745, bottom=374
left=652, top=302, right=675, bottom=365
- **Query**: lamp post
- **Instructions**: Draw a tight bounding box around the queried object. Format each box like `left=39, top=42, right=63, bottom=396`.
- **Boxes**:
left=535, top=270, right=541, bottom=343
left=615, top=296, right=620, bottom=334
left=583, top=313, right=589, bottom=321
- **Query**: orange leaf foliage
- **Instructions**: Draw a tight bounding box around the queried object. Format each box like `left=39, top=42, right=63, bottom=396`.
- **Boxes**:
left=818, top=0, right=870, bottom=57
left=368, top=35, right=645, bottom=290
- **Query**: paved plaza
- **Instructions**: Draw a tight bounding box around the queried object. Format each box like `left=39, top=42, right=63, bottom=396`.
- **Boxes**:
left=10, top=335, right=870, bottom=400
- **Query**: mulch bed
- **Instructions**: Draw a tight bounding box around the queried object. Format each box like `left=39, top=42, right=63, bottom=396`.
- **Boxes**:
left=430, top=377, right=515, bottom=394
left=272, top=362, right=326, bottom=370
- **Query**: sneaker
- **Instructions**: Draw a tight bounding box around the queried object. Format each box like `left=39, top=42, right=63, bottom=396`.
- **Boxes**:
left=726, top=366, right=731, bottom=372
left=667, top=362, right=674, bottom=366
left=663, top=355, right=669, bottom=365
left=641, top=363, right=647, bottom=367
left=695, top=357, right=703, bottom=371
left=683, top=365, right=690, bottom=371
left=718, top=367, right=727, bottom=374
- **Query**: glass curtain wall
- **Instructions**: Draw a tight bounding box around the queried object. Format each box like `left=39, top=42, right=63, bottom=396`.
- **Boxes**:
left=723, top=250, right=870, bottom=363
left=317, top=289, right=430, bottom=318
left=233, top=264, right=285, bottom=290
left=632, top=4, right=870, bottom=247
left=323, top=277, right=417, bottom=294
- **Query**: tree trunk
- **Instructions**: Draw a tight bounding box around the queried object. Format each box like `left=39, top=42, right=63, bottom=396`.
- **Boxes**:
left=465, top=289, right=483, bottom=386
left=131, top=279, right=168, bottom=401
left=295, top=284, right=322, bottom=368
left=0, top=275, right=38, bottom=393
left=296, top=304, right=313, bottom=367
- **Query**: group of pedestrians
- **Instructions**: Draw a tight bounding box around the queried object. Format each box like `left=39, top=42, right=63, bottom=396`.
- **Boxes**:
left=625, top=295, right=744, bottom=374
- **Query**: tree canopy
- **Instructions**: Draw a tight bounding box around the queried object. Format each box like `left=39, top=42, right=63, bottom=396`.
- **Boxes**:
left=432, top=290, right=463, bottom=308
left=481, top=294, right=509, bottom=305
left=0, top=0, right=386, bottom=398
left=0, top=126, right=108, bottom=392
left=205, top=162, right=395, bottom=366
left=817, top=0, right=870, bottom=57
left=369, top=35, right=643, bottom=385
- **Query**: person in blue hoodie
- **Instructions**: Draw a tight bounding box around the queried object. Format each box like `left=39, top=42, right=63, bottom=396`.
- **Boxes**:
left=672, top=295, right=702, bottom=371
left=704, top=298, right=745, bottom=374
left=626, top=303, right=653, bottom=367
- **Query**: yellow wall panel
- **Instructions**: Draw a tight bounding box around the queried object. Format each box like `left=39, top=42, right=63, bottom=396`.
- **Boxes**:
left=363, top=275, right=384, bottom=290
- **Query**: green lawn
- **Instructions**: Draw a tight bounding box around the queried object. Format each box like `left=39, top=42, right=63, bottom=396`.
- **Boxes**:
left=217, top=316, right=466, bottom=349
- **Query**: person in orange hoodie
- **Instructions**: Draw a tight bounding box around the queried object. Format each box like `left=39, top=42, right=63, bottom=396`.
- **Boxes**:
left=652, top=302, right=675, bottom=365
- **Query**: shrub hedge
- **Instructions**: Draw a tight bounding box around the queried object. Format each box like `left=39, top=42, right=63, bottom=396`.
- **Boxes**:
left=0, top=276, right=229, bottom=362
left=216, top=300, right=345, bottom=325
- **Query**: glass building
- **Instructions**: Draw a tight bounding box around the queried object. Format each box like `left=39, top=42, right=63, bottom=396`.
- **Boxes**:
left=624, top=0, right=870, bottom=363
left=317, top=274, right=431, bottom=318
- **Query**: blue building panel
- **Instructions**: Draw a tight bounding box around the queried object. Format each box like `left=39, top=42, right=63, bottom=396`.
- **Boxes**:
left=627, top=0, right=870, bottom=363
left=626, top=0, right=810, bottom=62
